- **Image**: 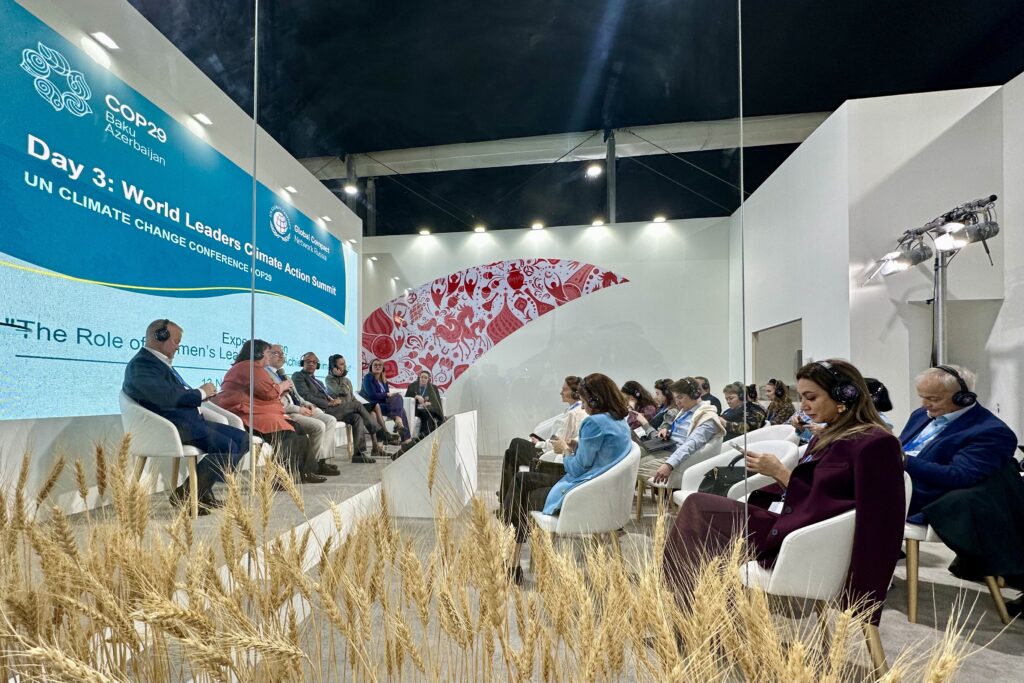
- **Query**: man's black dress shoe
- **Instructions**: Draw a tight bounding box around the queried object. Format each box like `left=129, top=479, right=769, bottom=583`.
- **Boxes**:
left=300, top=472, right=328, bottom=484
left=318, top=461, right=341, bottom=476
left=352, top=453, right=376, bottom=464
left=169, top=483, right=210, bottom=516
left=199, top=491, right=225, bottom=509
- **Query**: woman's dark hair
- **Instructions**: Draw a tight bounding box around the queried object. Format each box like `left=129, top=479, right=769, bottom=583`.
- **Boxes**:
left=620, top=380, right=656, bottom=410
left=419, top=369, right=432, bottom=381
left=768, top=378, right=790, bottom=404
left=865, top=377, right=893, bottom=412
left=564, top=375, right=582, bottom=400
left=579, top=373, right=630, bottom=420
left=745, top=383, right=759, bottom=402
left=670, top=377, right=702, bottom=400
left=653, top=378, right=674, bottom=405
left=328, top=354, right=346, bottom=375
left=234, top=339, right=270, bottom=364
left=796, top=359, right=885, bottom=452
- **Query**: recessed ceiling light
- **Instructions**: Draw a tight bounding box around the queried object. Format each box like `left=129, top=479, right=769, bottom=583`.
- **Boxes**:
left=79, top=37, right=111, bottom=68
left=591, top=219, right=604, bottom=226
left=392, top=276, right=400, bottom=282
left=193, top=113, right=213, bottom=126
left=283, top=186, right=297, bottom=194
left=321, top=215, right=332, bottom=222
left=90, top=32, right=119, bottom=50
left=586, top=163, right=602, bottom=179
left=369, top=256, right=378, bottom=261
left=343, top=183, right=358, bottom=196
left=653, top=215, right=666, bottom=223
left=347, top=238, right=357, bottom=244
left=473, top=225, right=486, bottom=233
left=531, top=222, right=544, bottom=230
left=418, top=228, right=431, bottom=236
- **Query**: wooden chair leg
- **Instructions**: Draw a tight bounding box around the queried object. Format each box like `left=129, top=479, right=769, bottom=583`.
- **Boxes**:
left=635, top=480, right=645, bottom=521
left=906, top=538, right=920, bottom=623
left=814, top=601, right=832, bottom=653
left=132, top=455, right=148, bottom=484
left=347, top=424, right=354, bottom=456
left=186, top=456, right=199, bottom=519
left=170, top=459, right=181, bottom=491
left=983, top=576, right=1012, bottom=625
left=862, top=624, right=888, bottom=677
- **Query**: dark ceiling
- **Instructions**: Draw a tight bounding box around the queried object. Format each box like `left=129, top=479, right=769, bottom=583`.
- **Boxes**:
left=129, top=0, right=1024, bottom=234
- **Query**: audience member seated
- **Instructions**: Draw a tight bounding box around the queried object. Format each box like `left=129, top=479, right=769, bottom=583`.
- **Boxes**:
left=503, top=372, right=632, bottom=582
left=498, top=376, right=586, bottom=504
left=664, top=359, right=906, bottom=625
left=764, top=378, right=796, bottom=425
left=213, top=340, right=324, bottom=484
left=719, top=382, right=767, bottom=441
left=633, top=378, right=677, bottom=436
left=404, top=369, right=446, bottom=437
left=621, top=380, right=658, bottom=430
left=900, top=364, right=1018, bottom=522
left=361, top=357, right=414, bottom=447
left=293, top=353, right=383, bottom=463
left=266, top=344, right=339, bottom=476
left=638, top=377, right=725, bottom=483
left=122, top=319, right=248, bottom=514
left=865, top=377, right=894, bottom=431
left=694, top=376, right=722, bottom=414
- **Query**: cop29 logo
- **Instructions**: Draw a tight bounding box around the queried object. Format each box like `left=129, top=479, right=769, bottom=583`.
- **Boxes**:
left=20, top=42, right=92, bottom=117
left=269, top=206, right=292, bottom=242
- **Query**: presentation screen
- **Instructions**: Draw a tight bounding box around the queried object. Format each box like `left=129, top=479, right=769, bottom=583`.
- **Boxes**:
left=0, top=0, right=358, bottom=421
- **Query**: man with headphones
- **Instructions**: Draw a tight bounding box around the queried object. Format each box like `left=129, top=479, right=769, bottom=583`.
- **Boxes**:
left=644, top=377, right=725, bottom=483
left=901, top=364, right=1018, bottom=521
left=122, top=319, right=248, bottom=512
left=693, top=376, right=722, bottom=414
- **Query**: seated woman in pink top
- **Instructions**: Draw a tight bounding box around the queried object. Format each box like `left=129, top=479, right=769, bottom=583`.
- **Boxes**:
left=214, top=339, right=324, bottom=484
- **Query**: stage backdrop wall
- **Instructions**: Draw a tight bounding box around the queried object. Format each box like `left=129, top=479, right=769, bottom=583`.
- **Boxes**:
left=1, top=0, right=361, bottom=509
left=737, top=82, right=1021, bottom=436
left=362, top=220, right=733, bottom=456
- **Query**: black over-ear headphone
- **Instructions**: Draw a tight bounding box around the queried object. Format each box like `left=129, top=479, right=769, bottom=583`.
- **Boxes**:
left=301, top=353, right=321, bottom=370
left=579, top=377, right=601, bottom=409
left=678, top=378, right=702, bottom=400
left=154, top=319, right=170, bottom=342
left=815, top=361, right=860, bottom=404
left=770, top=378, right=785, bottom=399
left=935, top=365, right=977, bottom=407
left=700, top=379, right=710, bottom=392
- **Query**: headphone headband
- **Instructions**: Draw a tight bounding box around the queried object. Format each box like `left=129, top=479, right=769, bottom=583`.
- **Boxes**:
left=935, top=365, right=977, bottom=407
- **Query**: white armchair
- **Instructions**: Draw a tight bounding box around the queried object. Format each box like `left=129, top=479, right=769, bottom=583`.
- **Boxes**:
left=672, top=440, right=799, bottom=508
left=738, top=472, right=913, bottom=676
left=637, top=436, right=724, bottom=519
left=530, top=442, right=642, bottom=554
left=118, top=391, right=204, bottom=518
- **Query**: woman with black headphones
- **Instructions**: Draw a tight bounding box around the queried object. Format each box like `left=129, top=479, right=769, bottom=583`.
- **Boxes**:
left=664, top=359, right=906, bottom=628
left=765, top=378, right=796, bottom=425
left=620, top=380, right=658, bottom=431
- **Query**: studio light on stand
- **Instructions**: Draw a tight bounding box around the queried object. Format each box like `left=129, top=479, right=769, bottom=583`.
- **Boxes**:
left=863, top=194, right=1000, bottom=365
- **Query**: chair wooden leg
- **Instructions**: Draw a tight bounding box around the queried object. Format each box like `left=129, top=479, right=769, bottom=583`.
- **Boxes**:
left=132, top=455, right=148, bottom=484
left=347, top=424, right=354, bottom=456
left=906, top=538, right=920, bottom=623
left=862, top=624, right=888, bottom=677
left=186, top=456, right=199, bottom=519
left=635, top=480, right=645, bottom=521
left=170, top=459, right=181, bottom=491
left=609, top=530, right=622, bottom=559
left=814, top=601, right=832, bottom=653
left=983, top=576, right=1012, bottom=625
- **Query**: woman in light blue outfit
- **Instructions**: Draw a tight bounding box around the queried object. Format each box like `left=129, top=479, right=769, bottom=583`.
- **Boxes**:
left=505, top=372, right=632, bottom=583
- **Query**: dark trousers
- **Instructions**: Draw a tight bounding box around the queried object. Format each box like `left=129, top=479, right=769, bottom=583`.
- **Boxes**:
left=256, top=428, right=315, bottom=477
left=501, top=467, right=565, bottom=543
left=500, top=438, right=541, bottom=502
left=416, top=409, right=443, bottom=436
left=377, top=395, right=411, bottom=440
left=184, top=422, right=248, bottom=494
left=663, top=492, right=747, bottom=594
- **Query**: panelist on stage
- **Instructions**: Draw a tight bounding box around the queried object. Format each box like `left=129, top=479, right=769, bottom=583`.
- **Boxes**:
left=122, top=319, right=248, bottom=513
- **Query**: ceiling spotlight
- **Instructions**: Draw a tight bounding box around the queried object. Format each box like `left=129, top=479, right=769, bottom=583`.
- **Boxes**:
left=343, top=183, right=358, bottom=196
left=653, top=215, right=666, bottom=223
left=321, top=216, right=332, bottom=223
left=369, top=256, right=378, bottom=261
left=474, top=225, right=486, bottom=233
left=392, top=276, right=400, bottom=282
left=90, top=32, right=119, bottom=50
left=418, top=228, right=431, bottom=236
left=193, top=113, right=213, bottom=126
left=591, top=219, right=604, bottom=226
left=531, top=222, right=544, bottom=230
left=283, top=186, right=297, bottom=194
left=586, top=163, right=603, bottom=179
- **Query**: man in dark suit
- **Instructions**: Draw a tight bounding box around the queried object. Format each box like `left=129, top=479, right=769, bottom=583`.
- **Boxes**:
left=122, top=319, right=248, bottom=513
left=900, top=364, right=1018, bottom=522
left=694, top=376, right=722, bottom=414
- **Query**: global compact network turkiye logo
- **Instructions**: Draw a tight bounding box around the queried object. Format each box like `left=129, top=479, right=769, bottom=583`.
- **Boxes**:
left=269, top=206, right=292, bottom=242
left=20, top=42, right=93, bottom=117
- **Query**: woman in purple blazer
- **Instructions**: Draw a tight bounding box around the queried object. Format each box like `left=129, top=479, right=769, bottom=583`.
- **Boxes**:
left=664, top=359, right=906, bottom=624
